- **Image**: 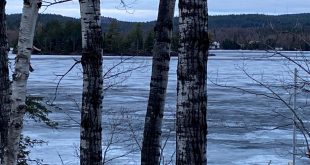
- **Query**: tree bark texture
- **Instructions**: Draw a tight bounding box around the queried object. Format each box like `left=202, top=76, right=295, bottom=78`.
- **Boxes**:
left=0, top=1, right=10, bottom=164
left=176, top=0, right=209, bottom=164
left=141, top=0, right=176, bottom=164
left=5, top=1, right=41, bottom=165
left=79, top=0, right=103, bottom=165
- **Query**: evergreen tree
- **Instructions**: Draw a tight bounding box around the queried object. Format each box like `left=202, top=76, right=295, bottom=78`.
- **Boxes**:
left=127, top=23, right=144, bottom=54
left=144, top=30, right=155, bottom=54
left=104, top=20, right=121, bottom=53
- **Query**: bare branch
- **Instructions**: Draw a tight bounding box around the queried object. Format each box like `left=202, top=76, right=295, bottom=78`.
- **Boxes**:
left=42, top=0, right=72, bottom=6
left=49, top=59, right=80, bottom=105
left=41, top=0, right=73, bottom=13
left=264, top=46, right=310, bottom=75
left=127, top=121, right=141, bottom=151
left=57, top=152, right=65, bottom=165
left=209, top=63, right=310, bottom=155
left=117, top=0, right=137, bottom=14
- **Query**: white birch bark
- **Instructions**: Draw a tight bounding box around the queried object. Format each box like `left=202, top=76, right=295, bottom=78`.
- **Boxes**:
left=5, top=1, right=41, bottom=164
left=79, top=0, right=103, bottom=165
left=141, top=0, right=176, bottom=164
left=176, top=0, right=209, bottom=164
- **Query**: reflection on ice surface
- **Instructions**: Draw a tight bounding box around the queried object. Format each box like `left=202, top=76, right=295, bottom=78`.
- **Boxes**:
left=9, top=51, right=310, bottom=164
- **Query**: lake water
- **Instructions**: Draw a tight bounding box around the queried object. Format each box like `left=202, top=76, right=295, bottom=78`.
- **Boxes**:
left=9, top=50, right=310, bottom=164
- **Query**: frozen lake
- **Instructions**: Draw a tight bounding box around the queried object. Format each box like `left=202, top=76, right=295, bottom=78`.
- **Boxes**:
left=9, top=50, right=310, bottom=164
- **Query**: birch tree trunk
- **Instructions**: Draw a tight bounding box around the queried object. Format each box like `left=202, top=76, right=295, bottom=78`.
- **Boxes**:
left=5, top=1, right=41, bottom=165
left=79, top=1, right=103, bottom=165
left=141, top=0, right=176, bottom=164
left=0, top=1, right=10, bottom=164
left=176, top=0, right=209, bottom=164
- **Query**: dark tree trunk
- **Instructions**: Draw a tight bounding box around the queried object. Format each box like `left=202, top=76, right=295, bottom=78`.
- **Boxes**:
left=141, top=0, right=176, bottom=164
left=176, top=0, right=209, bottom=164
left=0, top=1, right=10, bottom=164
left=79, top=1, right=103, bottom=165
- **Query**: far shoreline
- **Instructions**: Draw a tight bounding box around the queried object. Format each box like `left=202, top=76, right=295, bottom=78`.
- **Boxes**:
left=9, top=49, right=310, bottom=57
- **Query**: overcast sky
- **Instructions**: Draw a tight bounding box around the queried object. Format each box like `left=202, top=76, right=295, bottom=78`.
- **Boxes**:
left=6, top=0, right=310, bottom=22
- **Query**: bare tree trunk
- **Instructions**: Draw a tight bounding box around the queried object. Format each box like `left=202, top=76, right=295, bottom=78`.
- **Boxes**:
left=176, top=0, right=209, bottom=164
left=141, top=0, right=176, bottom=164
left=5, top=1, right=41, bottom=165
left=79, top=1, right=103, bottom=165
left=0, top=1, right=10, bottom=164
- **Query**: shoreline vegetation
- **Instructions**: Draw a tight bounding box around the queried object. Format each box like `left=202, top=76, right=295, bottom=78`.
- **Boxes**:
left=9, top=49, right=310, bottom=57
left=7, top=13, right=310, bottom=55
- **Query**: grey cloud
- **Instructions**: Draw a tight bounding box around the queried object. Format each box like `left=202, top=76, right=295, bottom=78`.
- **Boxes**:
left=6, top=0, right=310, bottom=21
left=209, top=0, right=310, bottom=15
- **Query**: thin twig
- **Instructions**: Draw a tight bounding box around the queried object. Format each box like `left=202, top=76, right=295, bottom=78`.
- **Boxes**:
left=57, top=151, right=65, bottom=165
left=41, top=0, right=73, bottom=13
left=50, top=59, right=80, bottom=105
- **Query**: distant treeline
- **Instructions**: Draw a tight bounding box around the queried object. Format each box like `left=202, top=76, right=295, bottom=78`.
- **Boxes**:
left=210, top=14, right=310, bottom=50
left=6, top=13, right=310, bottom=55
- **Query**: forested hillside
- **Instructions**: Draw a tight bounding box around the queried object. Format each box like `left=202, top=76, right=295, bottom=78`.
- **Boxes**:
left=6, top=13, right=310, bottom=55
